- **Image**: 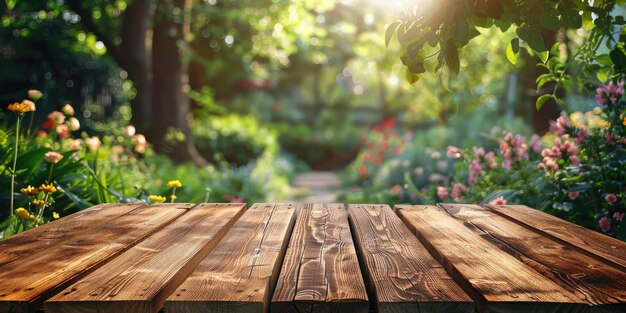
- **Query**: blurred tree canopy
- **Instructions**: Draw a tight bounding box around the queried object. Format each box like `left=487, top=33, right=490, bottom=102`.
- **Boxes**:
left=1, top=0, right=549, bottom=164
left=386, top=0, right=626, bottom=110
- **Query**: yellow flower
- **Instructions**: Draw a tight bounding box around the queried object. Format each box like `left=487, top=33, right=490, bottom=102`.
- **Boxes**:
left=149, top=195, right=166, bottom=203
left=29, top=214, right=35, bottom=221
left=167, top=180, right=182, bottom=188
left=569, top=112, right=584, bottom=129
left=593, top=107, right=602, bottom=115
left=32, top=199, right=45, bottom=206
left=170, top=195, right=177, bottom=201
left=15, top=207, right=29, bottom=220
left=623, top=116, right=626, bottom=126
left=7, top=102, right=32, bottom=114
left=39, top=183, right=57, bottom=193
left=52, top=212, right=60, bottom=219
left=20, top=185, right=40, bottom=196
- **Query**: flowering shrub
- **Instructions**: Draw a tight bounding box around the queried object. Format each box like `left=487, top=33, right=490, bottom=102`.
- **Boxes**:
left=1, top=90, right=291, bottom=238
left=344, top=83, right=626, bottom=240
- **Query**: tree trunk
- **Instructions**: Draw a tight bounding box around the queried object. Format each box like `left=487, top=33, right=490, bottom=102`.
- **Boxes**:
left=120, top=0, right=152, bottom=133
left=151, top=0, right=208, bottom=165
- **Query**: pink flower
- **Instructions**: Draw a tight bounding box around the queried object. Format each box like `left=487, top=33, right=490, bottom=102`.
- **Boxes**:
left=485, top=152, right=497, bottom=169
left=55, top=124, right=69, bottom=139
left=36, top=130, right=47, bottom=138
left=85, top=136, right=101, bottom=152
left=473, top=146, right=485, bottom=159
left=489, top=196, right=507, bottom=205
left=605, top=194, right=618, bottom=205
left=613, top=212, right=624, bottom=222
left=69, top=139, right=83, bottom=151
left=599, top=216, right=611, bottom=233
left=568, top=192, right=579, bottom=200
left=549, top=115, right=571, bottom=136
left=569, top=155, right=581, bottom=165
left=47, top=111, right=65, bottom=125
left=44, top=151, right=64, bottom=164
left=446, top=146, right=462, bottom=158
left=451, top=183, right=468, bottom=202
left=468, top=159, right=483, bottom=185
left=390, top=185, right=403, bottom=196
left=436, top=186, right=449, bottom=200
left=576, top=129, right=588, bottom=144
left=530, top=135, right=542, bottom=154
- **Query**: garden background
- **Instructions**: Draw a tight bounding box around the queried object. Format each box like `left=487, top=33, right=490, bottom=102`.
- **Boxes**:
left=1, top=0, right=625, bottom=240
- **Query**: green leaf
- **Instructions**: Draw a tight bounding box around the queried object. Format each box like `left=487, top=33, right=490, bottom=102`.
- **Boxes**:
left=405, top=69, right=419, bottom=84
left=540, top=9, right=561, bottom=31
left=536, top=94, right=554, bottom=110
left=5, top=0, right=16, bottom=10
left=537, top=50, right=549, bottom=63
left=445, top=40, right=460, bottom=74
left=385, top=21, right=401, bottom=47
left=610, top=46, right=626, bottom=72
left=506, top=38, right=520, bottom=64
left=56, top=184, right=92, bottom=210
left=536, top=73, right=552, bottom=89
left=561, top=10, right=582, bottom=29
left=517, top=27, right=547, bottom=53
left=596, top=54, right=612, bottom=65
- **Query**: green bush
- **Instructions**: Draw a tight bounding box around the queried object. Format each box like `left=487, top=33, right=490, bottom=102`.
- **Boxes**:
left=1, top=92, right=291, bottom=238
left=194, top=114, right=278, bottom=166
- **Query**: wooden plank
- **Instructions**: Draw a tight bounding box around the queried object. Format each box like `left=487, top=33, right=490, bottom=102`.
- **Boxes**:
left=271, top=203, right=368, bottom=313
left=0, top=203, right=191, bottom=313
left=165, top=203, right=297, bottom=313
left=487, top=204, right=626, bottom=271
left=0, top=203, right=145, bottom=267
left=434, top=203, right=626, bottom=311
left=348, top=204, right=473, bottom=313
left=45, top=203, right=246, bottom=313
left=397, top=205, right=586, bottom=313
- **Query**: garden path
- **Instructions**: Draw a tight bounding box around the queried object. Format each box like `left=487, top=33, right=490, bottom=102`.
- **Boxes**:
left=290, top=171, right=342, bottom=203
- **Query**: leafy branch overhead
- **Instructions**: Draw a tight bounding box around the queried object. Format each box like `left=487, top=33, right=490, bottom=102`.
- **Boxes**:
left=386, top=0, right=626, bottom=109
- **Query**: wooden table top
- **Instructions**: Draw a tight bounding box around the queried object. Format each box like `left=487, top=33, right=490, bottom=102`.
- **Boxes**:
left=0, top=203, right=624, bottom=313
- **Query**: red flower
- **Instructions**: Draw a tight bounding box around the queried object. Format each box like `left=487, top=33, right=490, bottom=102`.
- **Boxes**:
left=358, top=165, right=367, bottom=179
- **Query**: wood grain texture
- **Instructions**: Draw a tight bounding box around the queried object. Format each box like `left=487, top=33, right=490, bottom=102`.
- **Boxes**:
left=0, top=203, right=145, bottom=267
left=397, top=205, right=586, bottom=313
left=45, top=203, right=246, bottom=313
left=271, top=203, right=368, bottom=313
left=165, top=203, right=297, bottom=313
left=0, top=203, right=191, bottom=313
left=488, top=204, right=626, bottom=271
left=435, top=203, right=626, bottom=311
left=348, top=204, right=473, bottom=313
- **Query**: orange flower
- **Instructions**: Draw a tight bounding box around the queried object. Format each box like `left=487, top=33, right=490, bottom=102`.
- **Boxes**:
left=7, top=102, right=32, bottom=114
left=39, top=183, right=57, bottom=193
left=20, top=185, right=40, bottom=196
